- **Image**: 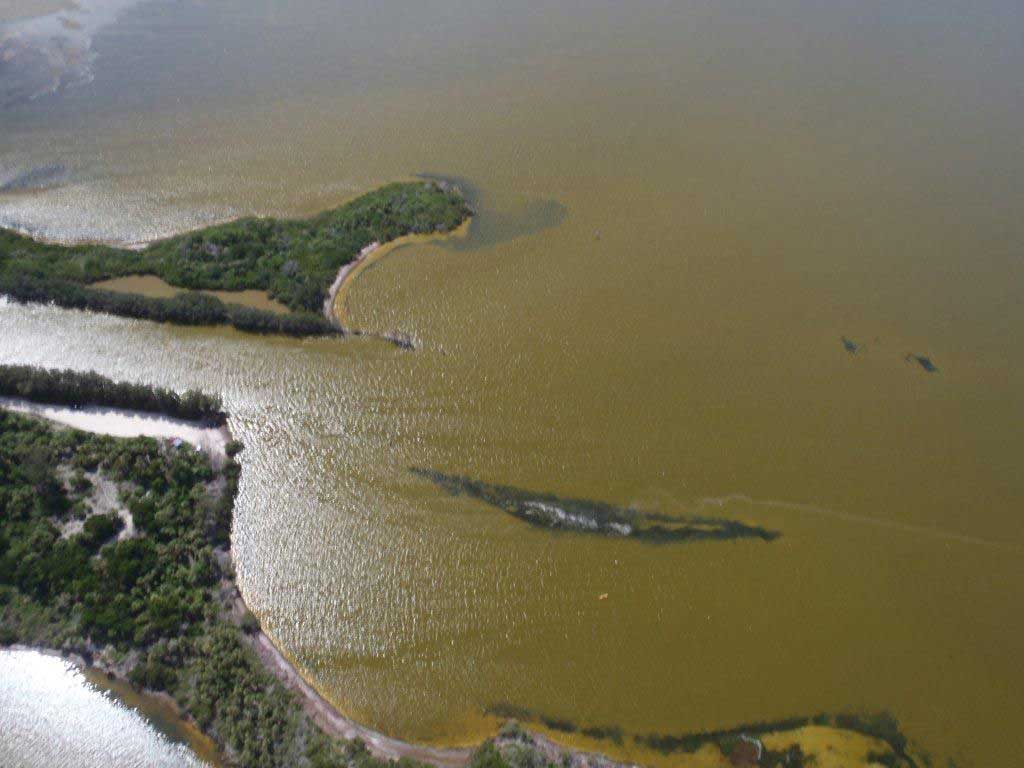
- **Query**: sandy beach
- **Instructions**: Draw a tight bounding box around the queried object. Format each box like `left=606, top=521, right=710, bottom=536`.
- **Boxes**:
left=0, top=396, right=231, bottom=467
left=324, top=241, right=380, bottom=324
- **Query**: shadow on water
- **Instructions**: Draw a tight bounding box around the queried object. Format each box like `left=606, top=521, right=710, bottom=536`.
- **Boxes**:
left=486, top=703, right=624, bottom=745
left=417, top=173, right=568, bottom=251
left=0, top=163, right=69, bottom=193
left=410, top=467, right=779, bottom=543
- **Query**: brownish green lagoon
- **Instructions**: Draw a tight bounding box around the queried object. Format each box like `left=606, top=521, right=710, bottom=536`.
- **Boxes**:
left=3, top=0, right=1024, bottom=766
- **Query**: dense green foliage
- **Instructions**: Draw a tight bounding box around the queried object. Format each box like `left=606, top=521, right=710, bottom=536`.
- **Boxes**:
left=0, top=410, right=229, bottom=642
left=0, top=409, right=313, bottom=766
left=0, top=272, right=340, bottom=336
left=0, top=400, right=443, bottom=768
left=0, top=364, right=226, bottom=424
left=633, top=711, right=917, bottom=767
left=0, top=181, right=470, bottom=335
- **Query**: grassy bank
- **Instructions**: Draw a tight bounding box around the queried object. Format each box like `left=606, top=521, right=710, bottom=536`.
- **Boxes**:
left=0, top=181, right=470, bottom=336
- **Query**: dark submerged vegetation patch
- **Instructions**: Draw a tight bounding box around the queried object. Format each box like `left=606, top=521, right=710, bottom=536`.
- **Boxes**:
left=485, top=706, right=918, bottom=767
left=637, top=712, right=918, bottom=767
left=580, top=726, right=624, bottom=746
left=411, top=468, right=779, bottom=543
left=487, top=703, right=535, bottom=722
left=0, top=181, right=470, bottom=336
left=0, top=162, right=69, bottom=192
left=635, top=716, right=816, bottom=754
left=487, top=703, right=622, bottom=746
left=416, top=173, right=567, bottom=251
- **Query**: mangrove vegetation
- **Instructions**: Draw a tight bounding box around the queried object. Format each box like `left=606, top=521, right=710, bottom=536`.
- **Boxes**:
left=0, top=364, right=226, bottom=424
left=0, top=181, right=470, bottom=336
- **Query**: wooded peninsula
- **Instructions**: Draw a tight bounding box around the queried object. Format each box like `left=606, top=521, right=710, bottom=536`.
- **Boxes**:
left=0, top=182, right=470, bottom=336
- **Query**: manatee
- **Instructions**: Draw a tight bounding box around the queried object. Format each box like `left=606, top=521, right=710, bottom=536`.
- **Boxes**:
left=905, top=354, right=938, bottom=373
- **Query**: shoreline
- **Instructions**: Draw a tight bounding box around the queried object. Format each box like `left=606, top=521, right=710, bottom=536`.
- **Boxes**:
left=324, top=240, right=380, bottom=325
left=238, top=605, right=474, bottom=768
left=247, top=623, right=635, bottom=768
left=0, top=393, right=631, bottom=768
left=0, top=396, right=231, bottom=468
left=327, top=217, right=473, bottom=332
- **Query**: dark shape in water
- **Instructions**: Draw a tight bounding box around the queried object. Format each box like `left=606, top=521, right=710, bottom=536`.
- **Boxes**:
left=581, top=725, right=625, bottom=746
left=0, top=163, right=68, bottom=192
left=905, top=354, right=938, bottom=373
left=638, top=711, right=918, bottom=767
left=417, top=172, right=568, bottom=251
left=486, top=703, right=622, bottom=744
left=411, top=467, right=779, bottom=543
left=486, top=704, right=917, bottom=766
left=841, top=336, right=859, bottom=354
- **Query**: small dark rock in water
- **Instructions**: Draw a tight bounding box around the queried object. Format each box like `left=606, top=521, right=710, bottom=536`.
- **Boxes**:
left=841, top=336, right=859, bottom=354
left=906, top=354, right=938, bottom=373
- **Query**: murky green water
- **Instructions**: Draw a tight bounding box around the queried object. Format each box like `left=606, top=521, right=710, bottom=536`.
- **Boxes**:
left=3, top=1, right=1024, bottom=765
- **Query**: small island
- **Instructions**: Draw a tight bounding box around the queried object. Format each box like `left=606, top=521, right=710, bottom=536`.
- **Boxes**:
left=0, top=181, right=471, bottom=337
left=0, top=366, right=923, bottom=768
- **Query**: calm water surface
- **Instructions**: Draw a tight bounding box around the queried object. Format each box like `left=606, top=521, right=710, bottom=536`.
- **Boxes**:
left=2, top=1, right=1024, bottom=766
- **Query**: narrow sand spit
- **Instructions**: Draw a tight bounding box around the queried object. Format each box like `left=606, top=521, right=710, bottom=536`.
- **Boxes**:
left=324, top=241, right=380, bottom=324
left=0, top=396, right=230, bottom=468
left=241, top=610, right=630, bottom=768
left=244, top=621, right=473, bottom=768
